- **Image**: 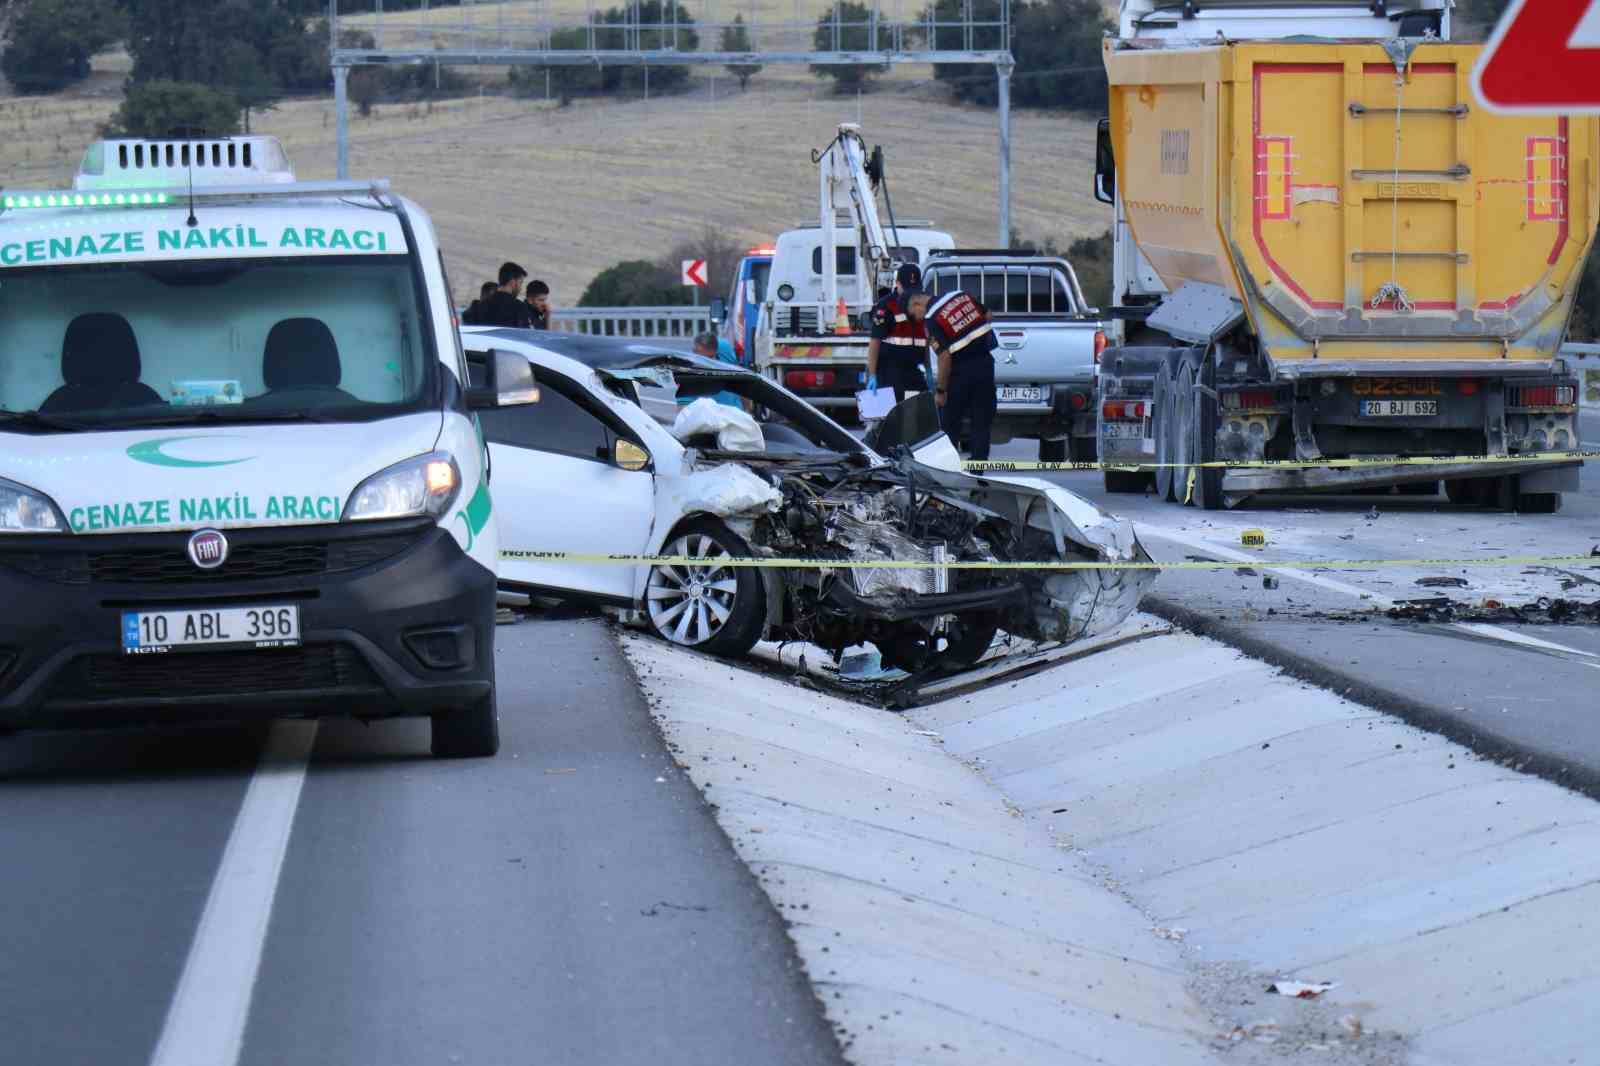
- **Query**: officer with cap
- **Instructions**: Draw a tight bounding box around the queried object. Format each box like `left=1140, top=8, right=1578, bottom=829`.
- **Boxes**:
left=924, top=287, right=999, bottom=460
left=866, top=263, right=932, bottom=402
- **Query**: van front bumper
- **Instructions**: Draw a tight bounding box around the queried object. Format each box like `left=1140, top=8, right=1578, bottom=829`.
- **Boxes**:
left=0, top=518, right=494, bottom=732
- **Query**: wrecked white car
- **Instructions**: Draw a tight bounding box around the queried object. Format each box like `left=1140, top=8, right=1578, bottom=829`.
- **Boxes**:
left=465, top=330, right=1155, bottom=672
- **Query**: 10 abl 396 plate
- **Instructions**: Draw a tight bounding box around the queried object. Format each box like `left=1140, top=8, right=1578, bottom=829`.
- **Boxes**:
left=121, top=605, right=300, bottom=655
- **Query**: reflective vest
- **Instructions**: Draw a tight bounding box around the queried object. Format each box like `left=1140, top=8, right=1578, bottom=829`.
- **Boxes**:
left=869, top=293, right=928, bottom=356
left=925, top=291, right=996, bottom=361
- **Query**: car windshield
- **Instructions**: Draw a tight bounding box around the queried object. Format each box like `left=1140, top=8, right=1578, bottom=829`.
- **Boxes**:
left=0, top=255, right=433, bottom=432
left=638, top=367, right=866, bottom=457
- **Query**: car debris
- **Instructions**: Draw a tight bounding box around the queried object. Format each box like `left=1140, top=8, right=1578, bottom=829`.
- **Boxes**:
left=1415, top=576, right=1469, bottom=588
left=478, top=334, right=1156, bottom=678
left=1266, top=980, right=1335, bottom=999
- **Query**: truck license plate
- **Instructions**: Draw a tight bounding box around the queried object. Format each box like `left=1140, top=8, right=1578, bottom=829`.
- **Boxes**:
left=1102, top=423, right=1146, bottom=438
left=997, top=386, right=1045, bottom=403
left=1361, top=400, right=1438, bottom=417
left=121, top=605, right=301, bottom=655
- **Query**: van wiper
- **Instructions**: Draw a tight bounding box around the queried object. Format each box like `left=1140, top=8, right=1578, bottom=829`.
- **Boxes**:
left=110, top=408, right=334, bottom=428
left=0, top=409, right=91, bottom=433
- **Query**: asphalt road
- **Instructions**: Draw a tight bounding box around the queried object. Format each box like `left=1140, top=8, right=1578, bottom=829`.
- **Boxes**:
left=992, top=419, right=1600, bottom=794
left=0, top=618, right=844, bottom=1066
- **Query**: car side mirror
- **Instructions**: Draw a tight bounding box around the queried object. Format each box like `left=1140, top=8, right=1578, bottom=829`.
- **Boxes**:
left=1094, top=116, right=1116, bottom=206
left=709, top=296, right=727, bottom=325
left=468, top=349, right=539, bottom=409
left=614, top=438, right=651, bottom=471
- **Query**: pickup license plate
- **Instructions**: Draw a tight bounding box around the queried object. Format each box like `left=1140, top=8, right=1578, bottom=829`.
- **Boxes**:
left=1102, top=422, right=1146, bottom=438
left=1360, top=400, right=1438, bottom=417
left=121, top=605, right=301, bottom=655
left=997, top=386, right=1045, bottom=403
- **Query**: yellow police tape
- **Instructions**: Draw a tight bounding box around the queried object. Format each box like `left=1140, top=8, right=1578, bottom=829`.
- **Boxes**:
left=500, top=548, right=1600, bottom=572
left=962, top=448, right=1600, bottom=473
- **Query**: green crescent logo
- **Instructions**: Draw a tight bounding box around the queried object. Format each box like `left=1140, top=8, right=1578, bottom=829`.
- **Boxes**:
left=126, top=435, right=255, bottom=468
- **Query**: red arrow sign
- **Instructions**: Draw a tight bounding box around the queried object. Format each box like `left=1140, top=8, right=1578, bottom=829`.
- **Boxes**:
left=1473, top=0, right=1600, bottom=112
left=681, top=258, right=707, bottom=287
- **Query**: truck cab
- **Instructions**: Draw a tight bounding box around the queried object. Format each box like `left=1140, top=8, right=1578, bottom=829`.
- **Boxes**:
left=0, top=137, right=535, bottom=756
left=725, top=248, right=772, bottom=366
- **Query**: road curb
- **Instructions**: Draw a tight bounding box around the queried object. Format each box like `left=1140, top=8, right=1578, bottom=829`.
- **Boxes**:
left=1143, top=593, right=1600, bottom=802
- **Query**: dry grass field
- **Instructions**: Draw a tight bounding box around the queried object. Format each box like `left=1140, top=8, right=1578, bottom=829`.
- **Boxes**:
left=0, top=42, right=1105, bottom=305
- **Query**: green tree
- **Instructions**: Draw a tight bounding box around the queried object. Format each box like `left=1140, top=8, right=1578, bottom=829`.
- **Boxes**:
left=1, top=0, right=127, bottom=94
left=218, top=40, right=276, bottom=133
left=1010, top=227, right=1112, bottom=308
left=106, top=80, right=241, bottom=138
left=580, top=259, right=692, bottom=307
left=721, top=15, right=761, bottom=90
left=928, top=0, right=1109, bottom=112
left=515, top=4, right=698, bottom=100
left=119, top=0, right=328, bottom=105
left=812, top=1, right=888, bottom=94
left=1568, top=248, right=1600, bottom=342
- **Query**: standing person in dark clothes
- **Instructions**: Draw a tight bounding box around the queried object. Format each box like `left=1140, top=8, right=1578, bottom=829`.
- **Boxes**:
left=463, top=281, right=496, bottom=325
left=866, top=263, right=931, bottom=402
left=925, top=288, right=999, bottom=460
left=524, top=280, right=551, bottom=330
left=482, top=262, right=533, bottom=328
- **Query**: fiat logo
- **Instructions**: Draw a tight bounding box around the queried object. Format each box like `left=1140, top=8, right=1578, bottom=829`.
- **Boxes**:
left=186, top=528, right=229, bottom=570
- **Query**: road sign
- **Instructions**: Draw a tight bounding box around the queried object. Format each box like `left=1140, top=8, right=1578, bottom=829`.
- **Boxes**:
left=681, top=259, right=707, bottom=288
left=1473, top=0, right=1600, bottom=113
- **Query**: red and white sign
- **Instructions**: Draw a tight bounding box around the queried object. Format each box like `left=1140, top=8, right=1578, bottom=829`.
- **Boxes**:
left=680, top=258, right=707, bottom=287
left=1473, top=0, right=1600, bottom=113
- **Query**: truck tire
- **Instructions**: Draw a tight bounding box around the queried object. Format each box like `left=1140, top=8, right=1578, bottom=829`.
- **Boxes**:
left=1515, top=490, right=1561, bottom=514
left=1039, top=437, right=1068, bottom=463
left=1153, top=364, right=1176, bottom=501
left=1103, top=470, right=1148, bottom=494
left=431, top=688, right=500, bottom=759
left=1069, top=433, right=1098, bottom=464
left=1398, top=480, right=1438, bottom=497
left=1190, top=357, right=1225, bottom=510
left=1172, top=363, right=1197, bottom=506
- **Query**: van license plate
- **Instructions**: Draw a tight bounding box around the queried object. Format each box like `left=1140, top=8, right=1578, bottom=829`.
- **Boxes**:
left=121, top=606, right=301, bottom=655
left=1361, top=400, right=1438, bottom=417
left=997, top=386, right=1045, bottom=403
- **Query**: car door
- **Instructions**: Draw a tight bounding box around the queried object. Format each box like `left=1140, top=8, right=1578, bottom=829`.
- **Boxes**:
left=478, top=359, right=656, bottom=601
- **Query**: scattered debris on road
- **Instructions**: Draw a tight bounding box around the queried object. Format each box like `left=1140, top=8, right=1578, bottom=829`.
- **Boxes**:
left=1267, top=979, right=1336, bottom=999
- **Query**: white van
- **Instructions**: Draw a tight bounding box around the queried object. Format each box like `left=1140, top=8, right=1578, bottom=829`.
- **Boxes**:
left=0, top=137, right=534, bottom=757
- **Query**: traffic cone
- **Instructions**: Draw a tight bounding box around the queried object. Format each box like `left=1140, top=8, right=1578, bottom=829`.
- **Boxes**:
left=832, top=298, right=852, bottom=335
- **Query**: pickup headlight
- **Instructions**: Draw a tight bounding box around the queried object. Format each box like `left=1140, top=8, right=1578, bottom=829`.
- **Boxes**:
left=343, top=452, right=461, bottom=522
left=0, top=477, right=67, bottom=533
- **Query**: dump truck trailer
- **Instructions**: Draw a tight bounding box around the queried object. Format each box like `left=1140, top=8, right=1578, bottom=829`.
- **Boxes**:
left=1096, top=13, right=1599, bottom=511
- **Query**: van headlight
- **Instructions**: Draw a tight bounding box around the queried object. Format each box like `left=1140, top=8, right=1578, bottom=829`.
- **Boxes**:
left=0, top=477, right=67, bottom=533
left=343, top=452, right=461, bottom=522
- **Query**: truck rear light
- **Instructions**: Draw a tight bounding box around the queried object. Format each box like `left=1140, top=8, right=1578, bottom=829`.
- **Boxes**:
left=785, top=370, right=836, bottom=390
left=1457, top=379, right=1479, bottom=395
left=1070, top=392, right=1088, bottom=411
left=1509, top=384, right=1576, bottom=408
left=1093, top=330, right=1108, bottom=364
left=1102, top=400, right=1148, bottom=420
left=1221, top=389, right=1281, bottom=410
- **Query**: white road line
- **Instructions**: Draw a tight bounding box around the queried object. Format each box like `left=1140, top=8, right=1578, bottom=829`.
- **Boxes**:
left=149, top=720, right=317, bottom=1066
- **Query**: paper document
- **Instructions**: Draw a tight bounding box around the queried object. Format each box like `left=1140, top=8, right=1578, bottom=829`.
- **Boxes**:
left=855, top=386, right=898, bottom=420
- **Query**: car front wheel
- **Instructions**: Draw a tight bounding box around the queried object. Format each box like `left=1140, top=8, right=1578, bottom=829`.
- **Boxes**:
left=645, top=519, right=765, bottom=656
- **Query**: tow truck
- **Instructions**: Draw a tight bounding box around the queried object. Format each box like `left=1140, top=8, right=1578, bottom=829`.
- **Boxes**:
left=752, top=123, right=953, bottom=410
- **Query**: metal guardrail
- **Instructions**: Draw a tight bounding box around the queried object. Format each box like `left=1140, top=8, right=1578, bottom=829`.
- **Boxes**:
left=550, top=307, right=714, bottom=339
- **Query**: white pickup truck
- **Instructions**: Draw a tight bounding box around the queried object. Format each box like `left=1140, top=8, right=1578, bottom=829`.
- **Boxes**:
left=922, top=253, right=1108, bottom=462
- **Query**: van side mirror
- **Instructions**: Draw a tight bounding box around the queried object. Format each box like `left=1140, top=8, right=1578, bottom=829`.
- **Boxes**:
left=1094, top=116, right=1115, bottom=205
left=467, top=349, right=540, bottom=409
left=709, top=296, right=727, bottom=325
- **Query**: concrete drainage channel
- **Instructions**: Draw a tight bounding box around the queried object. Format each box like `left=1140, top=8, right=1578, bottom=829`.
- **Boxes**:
left=618, top=619, right=1600, bottom=1066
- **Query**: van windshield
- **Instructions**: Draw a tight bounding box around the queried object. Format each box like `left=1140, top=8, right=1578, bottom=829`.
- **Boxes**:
left=0, top=254, right=433, bottom=432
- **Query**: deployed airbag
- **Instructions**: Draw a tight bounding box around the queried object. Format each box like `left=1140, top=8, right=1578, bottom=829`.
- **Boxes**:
left=672, top=398, right=765, bottom=453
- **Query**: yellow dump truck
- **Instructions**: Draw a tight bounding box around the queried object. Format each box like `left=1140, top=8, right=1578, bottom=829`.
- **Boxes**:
left=1094, top=12, right=1598, bottom=511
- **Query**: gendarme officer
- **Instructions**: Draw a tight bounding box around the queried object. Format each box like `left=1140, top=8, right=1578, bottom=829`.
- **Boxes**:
left=925, top=288, right=999, bottom=460
left=866, top=263, right=931, bottom=402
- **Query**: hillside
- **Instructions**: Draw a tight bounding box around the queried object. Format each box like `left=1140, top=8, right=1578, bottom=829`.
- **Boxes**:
left=0, top=70, right=1105, bottom=306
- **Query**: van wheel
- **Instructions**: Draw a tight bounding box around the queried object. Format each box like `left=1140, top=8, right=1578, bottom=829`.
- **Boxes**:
left=646, top=519, right=765, bottom=656
left=1039, top=437, right=1068, bottom=463
left=1153, top=364, right=1175, bottom=501
left=431, top=689, right=500, bottom=759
